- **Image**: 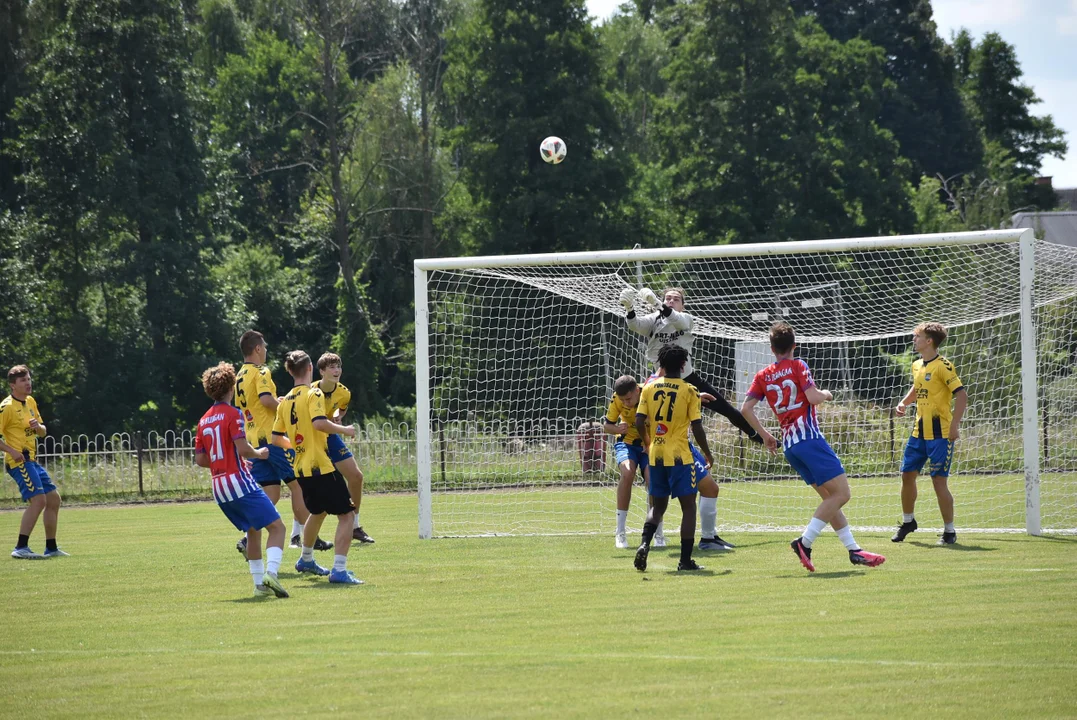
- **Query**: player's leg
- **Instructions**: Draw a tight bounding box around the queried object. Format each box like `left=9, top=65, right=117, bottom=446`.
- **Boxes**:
left=246, top=448, right=283, bottom=559
left=894, top=437, right=926, bottom=541
left=338, top=457, right=374, bottom=544
left=636, top=467, right=671, bottom=571
left=10, top=462, right=47, bottom=558
left=325, top=473, right=362, bottom=584
left=815, top=483, right=885, bottom=567
left=246, top=527, right=266, bottom=591
left=613, top=441, right=638, bottom=549
left=930, top=438, right=957, bottom=544
left=683, top=371, right=762, bottom=443
left=693, top=444, right=733, bottom=551
left=294, top=478, right=331, bottom=575
left=676, top=492, right=703, bottom=571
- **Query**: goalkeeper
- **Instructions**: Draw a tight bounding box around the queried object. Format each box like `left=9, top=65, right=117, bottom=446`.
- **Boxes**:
left=619, top=286, right=762, bottom=444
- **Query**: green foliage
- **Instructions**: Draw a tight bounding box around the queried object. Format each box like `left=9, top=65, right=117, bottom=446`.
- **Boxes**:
left=445, top=0, right=630, bottom=254
left=953, top=30, right=1067, bottom=188
left=658, top=0, right=913, bottom=244
left=790, top=0, right=983, bottom=180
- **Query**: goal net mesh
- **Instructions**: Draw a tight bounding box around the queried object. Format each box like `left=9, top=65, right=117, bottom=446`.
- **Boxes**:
left=421, top=237, right=1077, bottom=536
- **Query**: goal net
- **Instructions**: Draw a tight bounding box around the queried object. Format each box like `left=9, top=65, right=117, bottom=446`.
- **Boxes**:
left=414, top=231, right=1077, bottom=537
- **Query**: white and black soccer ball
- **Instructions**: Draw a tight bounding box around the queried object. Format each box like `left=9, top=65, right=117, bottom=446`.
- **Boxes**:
left=540, top=136, right=567, bottom=164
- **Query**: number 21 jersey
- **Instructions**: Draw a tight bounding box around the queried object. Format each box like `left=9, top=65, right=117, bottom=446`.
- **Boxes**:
left=747, top=358, right=822, bottom=449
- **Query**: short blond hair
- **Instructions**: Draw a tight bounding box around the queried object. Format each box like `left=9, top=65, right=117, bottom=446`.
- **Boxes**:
left=202, top=362, right=236, bottom=402
left=914, top=322, right=948, bottom=349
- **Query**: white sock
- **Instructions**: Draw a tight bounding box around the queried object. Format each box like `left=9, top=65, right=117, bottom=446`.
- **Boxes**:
left=616, top=510, right=628, bottom=534
left=292, top=519, right=303, bottom=537
left=266, top=546, right=283, bottom=576
left=836, top=526, right=860, bottom=551
left=944, top=521, right=955, bottom=533
left=657, top=521, right=665, bottom=536
left=353, top=512, right=360, bottom=529
left=903, top=513, right=915, bottom=524
left=249, top=559, right=265, bottom=588
left=333, top=554, right=347, bottom=572
left=699, top=496, right=718, bottom=539
left=302, top=546, right=314, bottom=562
left=802, top=517, right=827, bottom=548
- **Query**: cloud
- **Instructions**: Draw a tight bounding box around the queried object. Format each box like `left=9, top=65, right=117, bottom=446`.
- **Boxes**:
left=1060, top=0, right=1077, bottom=35
left=931, top=0, right=1029, bottom=35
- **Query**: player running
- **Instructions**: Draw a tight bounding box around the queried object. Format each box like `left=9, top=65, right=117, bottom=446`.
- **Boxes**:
left=273, top=351, right=363, bottom=585
left=632, top=344, right=713, bottom=572
left=740, top=322, right=885, bottom=573
left=195, top=362, right=289, bottom=599
left=313, top=353, right=374, bottom=544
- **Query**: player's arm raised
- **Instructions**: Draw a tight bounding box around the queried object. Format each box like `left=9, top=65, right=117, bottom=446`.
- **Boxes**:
left=739, top=397, right=778, bottom=455
left=895, top=385, right=916, bottom=417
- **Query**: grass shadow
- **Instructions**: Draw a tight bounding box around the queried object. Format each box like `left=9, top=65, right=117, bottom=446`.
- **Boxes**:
left=661, top=568, right=732, bottom=577
left=806, top=570, right=865, bottom=579
left=909, top=541, right=996, bottom=552
left=1032, top=534, right=1077, bottom=544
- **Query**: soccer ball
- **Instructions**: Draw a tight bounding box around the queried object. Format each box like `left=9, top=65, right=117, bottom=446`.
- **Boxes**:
left=540, top=136, right=567, bottom=164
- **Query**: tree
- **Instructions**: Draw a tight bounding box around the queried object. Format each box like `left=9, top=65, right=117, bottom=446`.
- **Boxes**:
left=953, top=30, right=1067, bottom=183
left=658, top=0, right=912, bottom=245
left=9, top=0, right=227, bottom=433
left=790, top=0, right=983, bottom=180
left=444, top=0, right=630, bottom=254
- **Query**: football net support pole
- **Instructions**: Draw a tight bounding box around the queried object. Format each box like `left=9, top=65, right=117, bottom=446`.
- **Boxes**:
left=415, top=229, right=1076, bottom=538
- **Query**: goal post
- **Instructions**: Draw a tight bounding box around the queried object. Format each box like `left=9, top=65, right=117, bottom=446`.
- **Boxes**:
left=414, top=229, right=1077, bottom=538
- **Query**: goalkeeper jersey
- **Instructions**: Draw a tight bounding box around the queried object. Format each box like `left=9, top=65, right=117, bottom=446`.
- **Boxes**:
left=626, top=309, right=697, bottom=376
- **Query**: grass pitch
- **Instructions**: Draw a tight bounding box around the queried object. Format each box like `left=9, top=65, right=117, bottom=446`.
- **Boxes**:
left=1, top=495, right=1075, bottom=718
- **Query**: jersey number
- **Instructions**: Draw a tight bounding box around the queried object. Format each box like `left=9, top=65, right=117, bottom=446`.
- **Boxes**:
left=289, top=402, right=299, bottom=427
left=652, top=390, right=678, bottom=422
left=201, top=426, right=224, bottom=462
left=766, top=380, right=804, bottom=414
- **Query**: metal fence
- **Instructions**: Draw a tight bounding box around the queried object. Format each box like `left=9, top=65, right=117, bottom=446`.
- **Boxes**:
left=0, top=424, right=419, bottom=505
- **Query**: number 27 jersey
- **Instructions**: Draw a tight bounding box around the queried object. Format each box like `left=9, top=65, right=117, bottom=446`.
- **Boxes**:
left=747, top=358, right=822, bottom=449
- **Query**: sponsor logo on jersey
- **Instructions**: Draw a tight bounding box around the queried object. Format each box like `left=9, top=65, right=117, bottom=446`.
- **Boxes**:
left=655, top=423, right=668, bottom=436
left=295, top=434, right=304, bottom=444
left=924, top=373, right=932, bottom=381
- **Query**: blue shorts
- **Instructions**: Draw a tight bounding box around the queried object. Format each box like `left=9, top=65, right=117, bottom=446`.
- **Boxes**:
left=249, top=443, right=296, bottom=486
left=218, top=488, right=282, bottom=532
left=613, top=441, right=648, bottom=471
left=901, top=437, right=954, bottom=477
left=784, top=438, right=846, bottom=487
left=327, top=433, right=354, bottom=463
left=689, top=443, right=710, bottom=481
left=649, top=463, right=698, bottom=498
left=7, top=461, right=57, bottom=501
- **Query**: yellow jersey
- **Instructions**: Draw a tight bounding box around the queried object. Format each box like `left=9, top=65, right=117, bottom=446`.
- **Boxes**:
left=235, top=362, right=277, bottom=447
left=911, top=355, right=964, bottom=440
left=604, top=385, right=644, bottom=445
left=635, top=377, right=701, bottom=466
left=0, top=394, right=41, bottom=468
left=273, top=384, right=335, bottom=477
left=313, top=380, right=351, bottom=421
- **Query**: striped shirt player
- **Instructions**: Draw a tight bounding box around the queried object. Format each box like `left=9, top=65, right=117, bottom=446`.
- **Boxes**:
left=740, top=323, right=885, bottom=572
left=195, top=402, right=281, bottom=533
left=747, top=358, right=844, bottom=486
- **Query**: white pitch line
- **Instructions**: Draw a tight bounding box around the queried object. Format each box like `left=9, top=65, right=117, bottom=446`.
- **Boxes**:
left=1, top=648, right=1075, bottom=670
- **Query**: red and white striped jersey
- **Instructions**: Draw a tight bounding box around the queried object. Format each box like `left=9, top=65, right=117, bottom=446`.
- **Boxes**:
left=195, top=402, right=260, bottom=503
left=747, top=358, right=823, bottom=449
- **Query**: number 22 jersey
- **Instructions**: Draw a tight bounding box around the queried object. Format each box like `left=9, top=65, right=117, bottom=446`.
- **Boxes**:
left=747, top=358, right=822, bottom=449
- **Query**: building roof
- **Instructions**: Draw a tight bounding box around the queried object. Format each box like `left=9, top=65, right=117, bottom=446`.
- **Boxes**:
left=1011, top=210, right=1077, bottom=248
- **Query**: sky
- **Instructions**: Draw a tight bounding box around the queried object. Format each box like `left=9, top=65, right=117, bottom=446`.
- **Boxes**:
left=584, top=0, right=1077, bottom=188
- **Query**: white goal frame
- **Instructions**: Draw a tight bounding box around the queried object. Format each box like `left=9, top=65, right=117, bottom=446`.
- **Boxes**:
left=414, top=229, right=1043, bottom=538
